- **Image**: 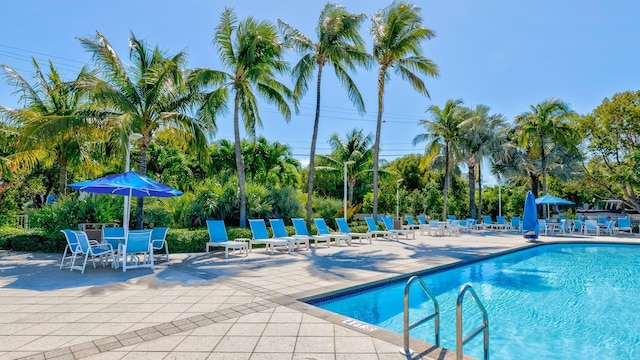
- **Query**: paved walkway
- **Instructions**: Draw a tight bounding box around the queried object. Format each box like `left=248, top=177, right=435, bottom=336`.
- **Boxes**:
left=1, top=229, right=638, bottom=360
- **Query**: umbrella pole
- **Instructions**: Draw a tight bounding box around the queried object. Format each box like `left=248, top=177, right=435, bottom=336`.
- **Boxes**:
left=123, top=188, right=132, bottom=235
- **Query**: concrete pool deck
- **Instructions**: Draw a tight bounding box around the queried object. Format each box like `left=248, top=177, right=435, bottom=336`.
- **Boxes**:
left=1, top=229, right=638, bottom=360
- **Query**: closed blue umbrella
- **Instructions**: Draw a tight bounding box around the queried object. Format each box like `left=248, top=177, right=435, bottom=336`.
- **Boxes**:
left=70, top=171, right=182, bottom=231
left=522, top=191, right=539, bottom=240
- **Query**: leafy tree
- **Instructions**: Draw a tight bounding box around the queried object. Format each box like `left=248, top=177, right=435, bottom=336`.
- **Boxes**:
left=369, top=0, right=439, bottom=221
left=579, top=90, right=640, bottom=210
left=515, top=98, right=579, bottom=217
left=278, top=3, right=369, bottom=224
left=78, top=31, right=209, bottom=229
left=190, top=8, right=295, bottom=227
left=413, top=99, right=465, bottom=219
left=0, top=59, right=97, bottom=194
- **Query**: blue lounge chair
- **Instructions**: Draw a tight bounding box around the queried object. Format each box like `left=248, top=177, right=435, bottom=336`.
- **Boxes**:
left=417, top=215, right=430, bottom=234
left=335, top=218, right=371, bottom=244
left=270, top=218, right=309, bottom=250
left=205, top=220, right=249, bottom=258
left=404, top=215, right=421, bottom=230
left=510, top=217, right=521, bottom=233
left=292, top=218, right=332, bottom=248
left=615, top=217, right=633, bottom=235
left=249, top=219, right=291, bottom=254
left=495, top=216, right=509, bottom=230
left=314, top=218, right=351, bottom=246
left=365, top=217, right=392, bottom=239
left=382, top=215, right=415, bottom=240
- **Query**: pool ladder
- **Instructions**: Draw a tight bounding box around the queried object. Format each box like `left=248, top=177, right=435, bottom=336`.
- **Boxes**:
left=456, top=284, right=489, bottom=360
left=401, top=276, right=440, bottom=356
left=401, top=277, right=489, bottom=360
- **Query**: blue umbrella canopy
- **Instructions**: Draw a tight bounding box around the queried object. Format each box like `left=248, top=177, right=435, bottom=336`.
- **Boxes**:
left=70, top=171, right=183, bottom=197
left=522, top=191, right=539, bottom=239
left=535, top=194, right=574, bottom=206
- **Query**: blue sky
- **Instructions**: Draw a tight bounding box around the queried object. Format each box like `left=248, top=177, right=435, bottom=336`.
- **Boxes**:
left=1, top=0, right=639, bottom=184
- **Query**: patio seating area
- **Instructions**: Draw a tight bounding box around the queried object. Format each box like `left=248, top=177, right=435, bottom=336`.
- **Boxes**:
left=2, top=229, right=638, bottom=359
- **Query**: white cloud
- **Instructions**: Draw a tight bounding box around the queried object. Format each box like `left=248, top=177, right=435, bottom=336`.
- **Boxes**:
left=298, top=158, right=310, bottom=168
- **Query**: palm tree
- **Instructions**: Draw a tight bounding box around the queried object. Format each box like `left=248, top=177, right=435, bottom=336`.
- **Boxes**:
left=0, top=59, right=96, bottom=194
left=515, top=99, right=579, bottom=217
left=458, top=105, right=507, bottom=218
left=190, top=8, right=295, bottom=227
left=78, top=31, right=209, bottom=229
left=318, top=128, right=374, bottom=206
left=413, top=99, right=464, bottom=219
left=278, top=3, right=369, bottom=225
left=370, top=0, right=439, bottom=220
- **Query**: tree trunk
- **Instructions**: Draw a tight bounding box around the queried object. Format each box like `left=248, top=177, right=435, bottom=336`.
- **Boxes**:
left=531, top=173, right=540, bottom=198
left=540, top=135, right=547, bottom=218
left=478, top=164, right=482, bottom=219
left=443, top=141, right=450, bottom=220
left=468, top=159, right=476, bottom=219
left=234, top=91, right=248, bottom=228
left=305, top=65, right=323, bottom=226
left=135, top=139, right=148, bottom=230
left=372, top=67, right=386, bottom=221
left=58, top=162, right=67, bottom=195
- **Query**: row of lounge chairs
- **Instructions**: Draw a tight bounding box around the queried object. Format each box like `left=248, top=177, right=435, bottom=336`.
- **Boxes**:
left=205, top=216, right=419, bottom=258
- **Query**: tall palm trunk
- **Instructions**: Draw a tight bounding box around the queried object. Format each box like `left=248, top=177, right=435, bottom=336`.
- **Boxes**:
left=540, top=135, right=548, bottom=218
left=58, top=161, right=68, bottom=195
left=467, top=159, right=476, bottom=219
left=443, top=141, right=450, bottom=220
left=305, top=65, right=324, bottom=225
left=234, top=91, right=248, bottom=228
left=477, top=163, right=483, bottom=219
left=531, top=173, right=540, bottom=198
left=135, top=141, right=149, bottom=230
left=372, top=67, right=386, bottom=221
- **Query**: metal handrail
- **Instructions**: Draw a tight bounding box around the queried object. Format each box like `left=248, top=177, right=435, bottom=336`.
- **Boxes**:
left=400, top=275, right=440, bottom=356
left=456, top=283, right=489, bottom=360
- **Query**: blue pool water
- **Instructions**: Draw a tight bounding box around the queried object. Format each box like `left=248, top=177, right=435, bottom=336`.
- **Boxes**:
left=311, top=244, right=640, bottom=359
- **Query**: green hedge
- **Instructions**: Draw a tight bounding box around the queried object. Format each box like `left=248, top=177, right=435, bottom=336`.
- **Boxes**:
left=0, top=222, right=368, bottom=253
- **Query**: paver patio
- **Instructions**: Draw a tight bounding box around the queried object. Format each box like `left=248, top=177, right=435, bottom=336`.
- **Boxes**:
left=1, top=229, right=637, bottom=360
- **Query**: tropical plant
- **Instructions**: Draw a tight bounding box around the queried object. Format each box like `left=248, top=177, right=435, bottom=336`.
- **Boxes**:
left=0, top=59, right=98, bottom=194
left=190, top=8, right=295, bottom=227
left=77, top=31, right=209, bottom=229
left=369, top=0, right=439, bottom=220
left=278, top=2, right=369, bottom=225
left=413, top=99, right=465, bottom=219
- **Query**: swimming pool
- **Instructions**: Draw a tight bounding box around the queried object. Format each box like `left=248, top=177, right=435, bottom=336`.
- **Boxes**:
left=310, top=243, right=640, bottom=359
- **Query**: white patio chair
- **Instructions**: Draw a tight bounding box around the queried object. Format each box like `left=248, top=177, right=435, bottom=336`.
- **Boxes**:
left=119, top=230, right=154, bottom=272
left=150, top=227, right=170, bottom=261
left=70, top=230, right=115, bottom=273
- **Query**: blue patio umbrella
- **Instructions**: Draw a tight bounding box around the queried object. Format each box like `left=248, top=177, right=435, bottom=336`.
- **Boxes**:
left=535, top=194, right=574, bottom=206
left=70, top=171, right=182, bottom=231
left=522, top=191, right=539, bottom=240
